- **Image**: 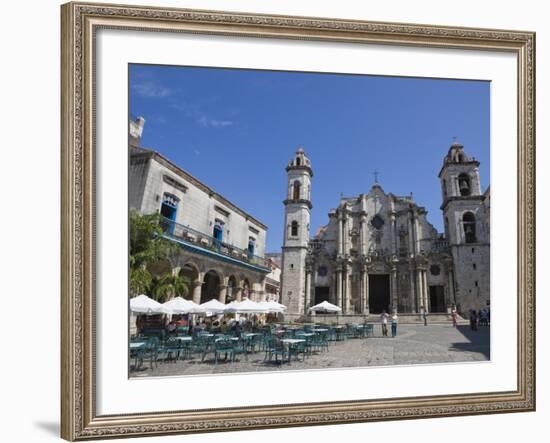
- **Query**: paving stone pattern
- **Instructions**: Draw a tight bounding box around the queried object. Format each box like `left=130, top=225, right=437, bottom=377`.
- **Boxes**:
left=130, top=324, right=490, bottom=378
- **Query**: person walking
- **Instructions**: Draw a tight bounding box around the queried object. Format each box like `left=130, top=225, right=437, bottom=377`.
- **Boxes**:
left=469, top=310, right=478, bottom=331
left=422, top=309, right=428, bottom=327
left=451, top=306, right=458, bottom=328
left=380, top=310, right=389, bottom=337
left=391, top=312, right=398, bottom=338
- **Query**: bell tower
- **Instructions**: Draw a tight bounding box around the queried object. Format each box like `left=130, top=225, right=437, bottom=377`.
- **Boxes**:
left=439, top=140, right=490, bottom=313
left=281, top=147, right=313, bottom=315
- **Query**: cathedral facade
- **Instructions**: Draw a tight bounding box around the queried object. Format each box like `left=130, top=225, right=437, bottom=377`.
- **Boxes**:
left=280, top=142, right=490, bottom=317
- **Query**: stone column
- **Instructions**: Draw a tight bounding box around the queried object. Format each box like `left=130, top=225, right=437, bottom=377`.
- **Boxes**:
left=448, top=270, right=456, bottom=307
left=343, top=210, right=351, bottom=255
left=391, top=266, right=398, bottom=313
left=390, top=212, right=397, bottom=256
left=305, top=269, right=312, bottom=312
left=234, top=286, right=243, bottom=302
left=422, top=271, right=429, bottom=312
left=360, top=268, right=368, bottom=314
left=416, top=270, right=423, bottom=311
left=409, top=269, right=417, bottom=313
left=192, top=280, right=202, bottom=305
left=218, top=285, right=227, bottom=304
left=338, top=212, right=344, bottom=255
left=344, top=268, right=352, bottom=313
left=413, top=214, right=420, bottom=255
left=336, top=269, right=342, bottom=308
left=359, top=213, right=367, bottom=256
left=407, top=212, right=415, bottom=256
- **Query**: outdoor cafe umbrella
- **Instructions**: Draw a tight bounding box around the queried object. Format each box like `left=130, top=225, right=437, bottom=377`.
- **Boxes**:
left=195, top=298, right=227, bottom=315
left=267, top=300, right=287, bottom=311
left=226, top=298, right=268, bottom=314
left=130, top=294, right=169, bottom=315
left=308, top=300, right=342, bottom=313
left=257, top=300, right=286, bottom=313
left=162, top=297, right=199, bottom=314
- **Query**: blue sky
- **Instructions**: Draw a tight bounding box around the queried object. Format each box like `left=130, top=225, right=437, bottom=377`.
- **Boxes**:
left=129, top=64, right=490, bottom=253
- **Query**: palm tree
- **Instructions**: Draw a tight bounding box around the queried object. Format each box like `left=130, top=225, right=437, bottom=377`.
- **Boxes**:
left=129, top=267, right=153, bottom=296
left=150, top=273, right=190, bottom=303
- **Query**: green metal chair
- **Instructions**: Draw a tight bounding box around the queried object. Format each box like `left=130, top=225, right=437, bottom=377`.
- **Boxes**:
left=157, top=337, right=181, bottom=363
left=191, top=336, right=210, bottom=362
left=214, top=339, right=235, bottom=364
left=232, top=339, right=248, bottom=362
left=265, top=338, right=288, bottom=364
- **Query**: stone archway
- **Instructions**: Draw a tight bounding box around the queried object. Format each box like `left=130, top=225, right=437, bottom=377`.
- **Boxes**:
left=201, top=270, right=221, bottom=303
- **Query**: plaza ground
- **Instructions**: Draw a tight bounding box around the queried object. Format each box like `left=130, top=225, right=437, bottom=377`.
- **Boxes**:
left=130, top=323, right=490, bottom=378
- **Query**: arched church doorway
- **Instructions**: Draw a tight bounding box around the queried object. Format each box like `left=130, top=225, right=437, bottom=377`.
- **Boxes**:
left=368, top=274, right=390, bottom=314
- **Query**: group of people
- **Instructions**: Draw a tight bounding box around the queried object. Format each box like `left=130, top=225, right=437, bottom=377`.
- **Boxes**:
left=379, top=311, right=398, bottom=337
left=379, top=305, right=490, bottom=335
left=469, top=308, right=490, bottom=331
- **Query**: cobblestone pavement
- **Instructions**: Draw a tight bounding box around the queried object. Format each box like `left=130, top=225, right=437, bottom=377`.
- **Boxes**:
left=130, top=324, right=490, bottom=378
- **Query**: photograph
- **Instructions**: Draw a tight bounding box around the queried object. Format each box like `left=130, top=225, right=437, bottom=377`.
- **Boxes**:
left=128, top=64, right=491, bottom=378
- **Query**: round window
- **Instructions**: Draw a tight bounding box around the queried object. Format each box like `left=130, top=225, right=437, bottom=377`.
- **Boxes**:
left=318, top=266, right=328, bottom=277
left=430, top=265, right=441, bottom=276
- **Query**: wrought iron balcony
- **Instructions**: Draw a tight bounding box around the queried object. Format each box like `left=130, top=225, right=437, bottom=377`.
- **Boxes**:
left=159, top=216, right=271, bottom=271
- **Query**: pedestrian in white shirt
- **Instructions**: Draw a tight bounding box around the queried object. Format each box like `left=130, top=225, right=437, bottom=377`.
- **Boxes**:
left=391, top=313, right=398, bottom=337
left=380, top=310, right=389, bottom=337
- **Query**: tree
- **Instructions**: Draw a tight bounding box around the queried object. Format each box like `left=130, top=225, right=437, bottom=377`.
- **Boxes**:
left=129, top=267, right=153, bottom=297
left=130, top=211, right=171, bottom=268
left=150, top=272, right=190, bottom=303
left=129, top=211, right=184, bottom=298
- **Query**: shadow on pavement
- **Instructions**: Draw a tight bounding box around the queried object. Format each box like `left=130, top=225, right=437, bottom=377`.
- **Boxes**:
left=449, top=325, right=490, bottom=359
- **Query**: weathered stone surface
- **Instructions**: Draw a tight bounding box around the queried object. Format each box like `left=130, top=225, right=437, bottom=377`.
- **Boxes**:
left=130, top=324, right=490, bottom=378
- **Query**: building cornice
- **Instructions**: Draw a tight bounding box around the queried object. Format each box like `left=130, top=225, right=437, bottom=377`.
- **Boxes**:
left=438, top=160, right=480, bottom=178
left=130, top=146, right=268, bottom=231
left=283, top=198, right=313, bottom=209
left=285, top=164, right=314, bottom=177
left=440, top=195, right=486, bottom=211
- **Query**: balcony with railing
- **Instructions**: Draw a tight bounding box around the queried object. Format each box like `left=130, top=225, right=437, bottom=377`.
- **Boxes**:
left=431, top=238, right=450, bottom=254
left=159, top=216, right=271, bottom=272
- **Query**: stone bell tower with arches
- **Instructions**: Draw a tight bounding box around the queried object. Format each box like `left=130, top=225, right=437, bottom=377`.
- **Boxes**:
left=281, top=147, right=313, bottom=315
left=439, top=140, right=490, bottom=313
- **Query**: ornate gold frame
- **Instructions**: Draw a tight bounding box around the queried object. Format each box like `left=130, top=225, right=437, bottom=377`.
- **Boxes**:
left=61, top=2, right=536, bottom=440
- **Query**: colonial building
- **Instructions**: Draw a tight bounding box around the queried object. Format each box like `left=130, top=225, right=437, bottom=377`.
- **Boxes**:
left=281, top=142, right=490, bottom=317
left=264, top=257, right=281, bottom=302
left=129, top=117, right=272, bottom=304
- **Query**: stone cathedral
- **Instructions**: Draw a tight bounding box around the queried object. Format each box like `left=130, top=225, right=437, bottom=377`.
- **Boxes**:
left=280, top=142, right=490, bottom=318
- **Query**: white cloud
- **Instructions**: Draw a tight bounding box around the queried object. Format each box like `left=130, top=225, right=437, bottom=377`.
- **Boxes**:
left=132, top=81, right=173, bottom=98
left=197, top=115, right=233, bottom=128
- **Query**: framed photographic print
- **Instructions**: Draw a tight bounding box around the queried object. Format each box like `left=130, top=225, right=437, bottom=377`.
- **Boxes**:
left=61, top=1, right=536, bottom=440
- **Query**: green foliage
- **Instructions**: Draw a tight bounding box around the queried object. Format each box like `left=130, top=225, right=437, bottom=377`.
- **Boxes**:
left=129, top=211, right=171, bottom=269
left=129, top=267, right=153, bottom=296
left=150, top=272, right=190, bottom=303
left=128, top=211, right=186, bottom=299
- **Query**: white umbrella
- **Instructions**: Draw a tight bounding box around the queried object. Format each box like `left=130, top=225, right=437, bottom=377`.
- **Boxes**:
left=130, top=294, right=168, bottom=314
left=226, top=298, right=268, bottom=314
left=162, top=297, right=198, bottom=314
left=195, top=298, right=227, bottom=314
left=308, top=300, right=342, bottom=313
left=267, top=300, right=287, bottom=311
left=257, top=301, right=286, bottom=313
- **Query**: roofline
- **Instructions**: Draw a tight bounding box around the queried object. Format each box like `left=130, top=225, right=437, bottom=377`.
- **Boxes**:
left=130, top=147, right=268, bottom=230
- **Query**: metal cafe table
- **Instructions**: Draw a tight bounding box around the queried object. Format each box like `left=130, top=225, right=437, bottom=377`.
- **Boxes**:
left=281, top=338, right=306, bottom=363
